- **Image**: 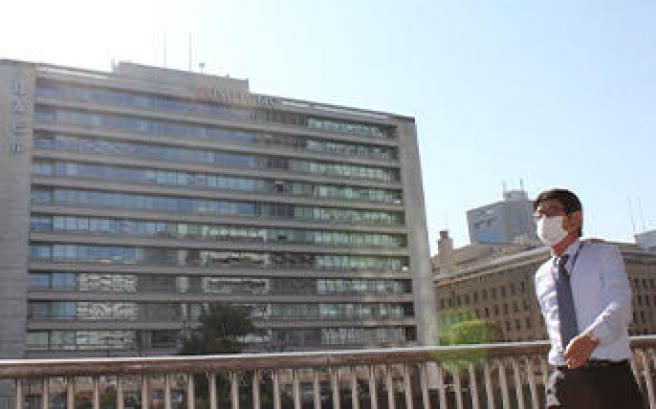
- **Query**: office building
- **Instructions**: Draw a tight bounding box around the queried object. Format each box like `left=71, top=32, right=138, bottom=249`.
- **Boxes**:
left=0, top=59, right=435, bottom=358
left=467, top=187, right=537, bottom=245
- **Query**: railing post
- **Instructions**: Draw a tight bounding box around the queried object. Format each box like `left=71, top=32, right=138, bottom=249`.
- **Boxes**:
left=468, top=363, right=480, bottom=409
left=187, top=374, right=195, bottom=409
left=453, top=368, right=463, bottom=409
left=116, top=376, right=124, bottom=409
left=251, top=370, right=260, bottom=409
left=420, top=363, right=431, bottom=409
left=41, top=377, right=49, bottom=409
left=92, top=376, right=100, bottom=409
left=368, top=366, right=379, bottom=409
left=497, top=359, right=510, bottom=409
left=639, top=349, right=655, bottom=409
left=539, top=356, right=548, bottom=401
left=208, top=373, right=217, bottom=409
left=272, top=370, right=281, bottom=409
left=511, top=358, right=525, bottom=409
left=164, top=374, right=172, bottom=409
left=313, top=370, right=321, bottom=409
left=385, top=365, right=395, bottom=409
left=141, top=374, right=149, bottom=409
left=292, top=370, right=301, bottom=409
left=484, top=361, right=496, bottom=409
left=351, top=367, right=360, bottom=409
left=648, top=349, right=656, bottom=409
left=331, top=368, right=341, bottom=409
left=526, top=357, right=539, bottom=409
left=402, top=364, right=413, bottom=409
left=15, top=379, right=22, bottom=409
left=65, top=377, right=74, bottom=409
left=631, top=354, right=640, bottom=382
left=436, top=365, right=447, bottom=409
left=230, top=372, right=239, bottom=409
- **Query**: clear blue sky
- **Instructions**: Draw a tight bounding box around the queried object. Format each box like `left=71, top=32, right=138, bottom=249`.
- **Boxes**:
left=3, top=0, right=655, bottom=253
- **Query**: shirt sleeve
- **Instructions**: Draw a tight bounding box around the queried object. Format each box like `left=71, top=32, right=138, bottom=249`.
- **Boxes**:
left=582, top=245, right=632, bottom=344
left=534, top=269, right=548, bottom=320
left=533, top=265, right=547, bottom=323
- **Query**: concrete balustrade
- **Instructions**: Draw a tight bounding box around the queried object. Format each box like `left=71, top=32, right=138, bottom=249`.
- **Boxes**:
left=1, top=336, right=655, bottom=409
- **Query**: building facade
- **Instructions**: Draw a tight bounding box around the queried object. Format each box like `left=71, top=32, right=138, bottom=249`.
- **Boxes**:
left=0, top=59, right=435, bottom=358
left=636, top=229, right=656, bottom=252
left=466, top=188, right=537, bottom=245
left=434, top=240, right=656, bottom=342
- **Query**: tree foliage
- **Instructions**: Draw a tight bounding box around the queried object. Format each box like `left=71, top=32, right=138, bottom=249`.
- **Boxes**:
left=440, top=319, right=504, bottom=346
left=178, top=303, right=255, bottom=355
left=435, top=316, right=504, bottom=370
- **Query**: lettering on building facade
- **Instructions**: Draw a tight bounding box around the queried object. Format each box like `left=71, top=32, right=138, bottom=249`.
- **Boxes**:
left=9, top=75, right=29, bottom=155
left=195, top=87, right=275, bottom=108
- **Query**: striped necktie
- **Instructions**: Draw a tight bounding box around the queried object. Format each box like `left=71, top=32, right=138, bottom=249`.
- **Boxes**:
left=556, top=254, right=578, bottom=350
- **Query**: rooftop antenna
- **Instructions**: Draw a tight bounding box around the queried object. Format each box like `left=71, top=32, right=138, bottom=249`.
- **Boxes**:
left=520, top=178, right=525, bottom=192
left=638, top=198, right=647, bottom=232
left=188, top=32, right=192, bottom=71
left=628, top=197, right=637, bottom=235
left=163, top=30, right=168, bottom=68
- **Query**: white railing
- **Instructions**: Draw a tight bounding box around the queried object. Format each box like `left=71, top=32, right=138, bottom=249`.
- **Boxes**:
left=0, top=337, right=654, bottom=409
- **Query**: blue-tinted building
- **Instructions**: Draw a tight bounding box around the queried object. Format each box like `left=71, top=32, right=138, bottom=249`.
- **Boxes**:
left=467, top=189, right=537, bottom=245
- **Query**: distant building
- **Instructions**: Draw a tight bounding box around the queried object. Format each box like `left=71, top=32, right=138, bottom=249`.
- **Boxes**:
left=432, top=230, right=536, bottom=276
left=636, top=229, right=656, bottom=251
left=434, top=236, right=656, bottom=342
left=467, top=188, right=537, bottom=245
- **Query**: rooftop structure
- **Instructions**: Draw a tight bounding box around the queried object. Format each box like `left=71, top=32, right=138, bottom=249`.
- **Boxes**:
left=466, top=187, right=538, bottom=245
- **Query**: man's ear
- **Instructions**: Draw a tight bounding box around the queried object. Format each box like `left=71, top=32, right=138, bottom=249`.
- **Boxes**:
left=569, top=210, right=582, bottom=230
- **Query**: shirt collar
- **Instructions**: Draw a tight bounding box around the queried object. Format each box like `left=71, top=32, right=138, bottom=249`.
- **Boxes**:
left=562, top=239, right=581, bottom=258
left=551, top=239, right=581, bottom=268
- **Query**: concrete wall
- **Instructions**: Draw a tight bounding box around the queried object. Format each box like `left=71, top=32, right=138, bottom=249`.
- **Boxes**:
left=0, top=60, right=34, bottom=359
left=0, top=60, right=35, bottom=409
left=397, top=120, right=437, bottom=346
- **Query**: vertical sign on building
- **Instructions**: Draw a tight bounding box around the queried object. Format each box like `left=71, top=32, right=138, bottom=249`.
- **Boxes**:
left=10, top=75, right=29, bottom=154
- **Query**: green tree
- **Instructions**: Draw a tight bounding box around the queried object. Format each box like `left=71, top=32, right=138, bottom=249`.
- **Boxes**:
left=435, top=317, right=504, bottom=370
left=178, top=304, right=256, bottom=409
left=441, top=319, right=503, bottom=345
left=179, top=303, right=255, bottom=355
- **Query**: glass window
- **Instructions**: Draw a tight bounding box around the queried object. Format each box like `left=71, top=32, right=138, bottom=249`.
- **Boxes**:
left=32, top=161, right=53, bottom=175
left=31, top=190, right=52, bottom=204
left=30, top=216, right=52, bottom=231
left=151, top=330, right=177, bottom=348
left=51, top=331, right=77, bottom=350
left=26, top=332, right=49, bottom=350
left=52, top=273, right=76, bottom=290
left=29, top=245, right=51, bottom=260
left=30, top=273, right=50, bottom=289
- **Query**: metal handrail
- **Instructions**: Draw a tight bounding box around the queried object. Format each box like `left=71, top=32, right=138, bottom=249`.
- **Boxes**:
left=0, top=340, right=554, bottom=379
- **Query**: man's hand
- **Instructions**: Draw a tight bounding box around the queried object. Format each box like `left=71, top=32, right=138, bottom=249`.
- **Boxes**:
left=564, top=333, right=599, bottom=369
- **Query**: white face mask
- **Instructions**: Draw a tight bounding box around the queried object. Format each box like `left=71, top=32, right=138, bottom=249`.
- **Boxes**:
left=536, top=215, right=568, bottom=246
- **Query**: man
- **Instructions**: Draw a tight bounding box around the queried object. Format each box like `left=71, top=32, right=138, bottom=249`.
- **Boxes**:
left=533, top=188, right=644, bottom=409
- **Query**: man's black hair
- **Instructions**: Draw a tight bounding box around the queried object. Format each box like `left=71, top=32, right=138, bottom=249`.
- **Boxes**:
left=533, top=188, right=583, bottom=237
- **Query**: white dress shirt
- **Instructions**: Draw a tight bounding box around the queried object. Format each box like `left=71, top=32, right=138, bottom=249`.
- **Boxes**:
left=534, top=239, right=633, bottom=365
